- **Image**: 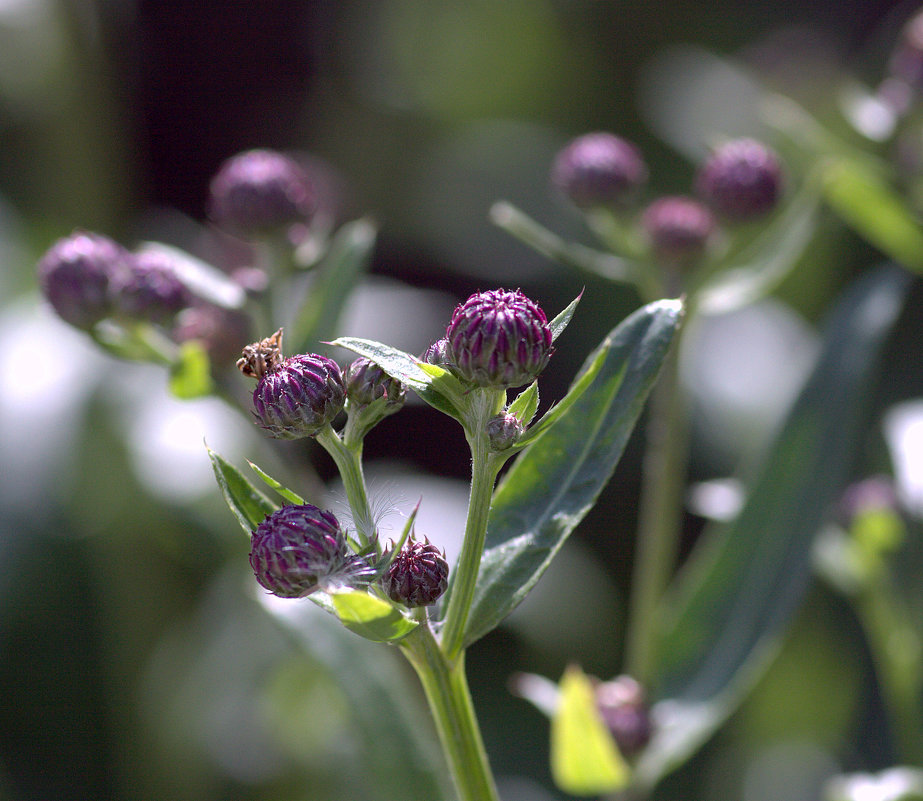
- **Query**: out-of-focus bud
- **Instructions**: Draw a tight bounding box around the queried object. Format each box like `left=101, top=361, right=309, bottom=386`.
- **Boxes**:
left=446, top=288, right=553, bottom=389
left=37, top=231, right=130, bottom=330
left=250, top=504, right=351, bottom=597
left=345, top=357, right=406, bottom=411
left=382, top=539, right=449, bottom=607
left=173, top=303, right=253, bottom=369
left=696, top=138, right=783, bottom=222
left=208, top=148, right=315, bottom=236
left=551, top=133, right=648, bottom=209
left=595, top=675, right=653, bottom=757
left=486, top=411, right=525, bottom=451
left=113, top=249, right=191, bottom=324
left=640, top=196, right=716, bottom=267
left=889, top=9, right=923, bottom=90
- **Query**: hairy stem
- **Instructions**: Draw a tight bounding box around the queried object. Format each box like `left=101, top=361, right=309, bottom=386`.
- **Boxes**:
left=315, top=424, right=376, bottom=548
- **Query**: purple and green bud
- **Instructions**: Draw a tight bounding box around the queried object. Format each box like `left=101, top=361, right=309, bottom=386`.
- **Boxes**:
left=696, top=138, right=783, bottom=222
left=113, top=249, right=191, bottom=324
left=446, top=288, right=553, bottom=389
left=486, top=411, right=525, bottom=451
left=250, top=504, right=351, bottom=598
left=345, top=356, right=406, bottom=412
left=641, top=196, right=716, bottom=267
left=37, top=231, right=130, bottom=330
left=595, top=675, right=653, bottom=757
left=551, top=132, right=648, bottom=210
left=208, top=148, right=316, bottom=236
left=421, top=337, right=453, bottom=369
left=382, top=539, right=449, bottom=607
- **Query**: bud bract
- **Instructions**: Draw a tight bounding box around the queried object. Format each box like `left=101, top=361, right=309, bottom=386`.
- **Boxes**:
left=551, top=133, right=647, bottom=209
left=208, top=148, right=315, bottom=235
left=641, top=196, right=716, bottom=266
left=114, top=249, right=191, bottom=324
left=446, top=288, right=553, bottom=389
left=383, top=539, right=449, bottom=607
left=37, top=231, right=130, bottom=330
left=250, top=504, right=350, bottom=597
left=486, top=411, right=525, bottom=451
left=252, top=353, right=346, bottom=438
left=345, top=357, right=406, bottom=411
left=696, top=138, right=783, bottom=221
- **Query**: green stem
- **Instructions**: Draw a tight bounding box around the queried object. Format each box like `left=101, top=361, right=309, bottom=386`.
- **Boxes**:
left=440, top=390, right=506, bottom=661
left=315, top=424, right=376, bottom=548
left=623, top=327, right=689, bottom=682
left=402, top=623, right=500, bottom=801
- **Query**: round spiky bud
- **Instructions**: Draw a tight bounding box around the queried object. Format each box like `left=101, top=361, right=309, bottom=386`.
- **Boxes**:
left=37, top=231, right=130, bottom=330
left=641, top=196, right=716, bottom=267
left=487, top=411, right=525, bottom=451
left=383, top=539, right=449, bottom=607
left=249, top=504, right=350, bottom=598
left=595, top=675, right=653, bottom=757
left=551, top=132, right=648, bottom=209
left=696, top=138, right=783, bottom=222
left=345, top=357, right=406, bottom=411
left=446, top=288, right=553, bottom=389
left=113, top=249, right=191, bottom=324
left=208, top=148, right=315, bottom=235
left=251, top=353, right=346, bottom=439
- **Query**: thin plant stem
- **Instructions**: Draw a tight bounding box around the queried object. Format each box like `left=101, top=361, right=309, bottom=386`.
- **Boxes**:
left=315, top=424, right=376, bottom=548
left=402, top=621, right=501, bottom=801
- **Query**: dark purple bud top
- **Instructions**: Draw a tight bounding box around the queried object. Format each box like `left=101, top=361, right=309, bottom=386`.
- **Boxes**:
left=36, top=231, right=130, bottom=330
left=251, top=352, right=346, bottom=439
left=446, top=288, right=553, bottom=389
left=345, top=357, right=406, bottom=410
left=383, top=539, right=449, bottom=607
left=551, top=132, right=648, bottom=209
left=250, top=504, right=349, bottom=597
left=421, top=337, right=453, bottom=369
left=486, top=411, right=525, bottom=451
left=696, top=138, right=783, bottom=221
left=889, top=10, right=923, bottom=89
left=641, top=196, right=716, bottom=266
left=208, top=149, right=316, bottom=235
left=595, top=675, right=653, bottom=757
left=113, top=249, right=191, bottom=323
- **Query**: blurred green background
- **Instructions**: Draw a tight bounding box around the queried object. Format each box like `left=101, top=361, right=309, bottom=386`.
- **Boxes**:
left=1, top=1, right=921, bottom=799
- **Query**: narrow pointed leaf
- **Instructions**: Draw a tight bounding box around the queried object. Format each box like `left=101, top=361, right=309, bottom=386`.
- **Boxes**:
left=247, top=460, right=305, bottom=505
left=548, top=291, right=583, bottom=343
left=207, top=446, right=278, bottom=533
left=330, top=589, right=419, bottom=642
left=507, top=382, right=539, bottom=425
left=460, top=299, right=683, bottom=646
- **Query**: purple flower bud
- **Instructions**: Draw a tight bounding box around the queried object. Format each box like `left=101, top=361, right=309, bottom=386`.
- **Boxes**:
left=250, top=504, right=350, bottom=597
left=251, top=353, right=346, bottom=439
left=486, top=411, right=525, bottom=451
left=551, top=133, right=648, bottom=209
left=113, top=249, right=191, bottom=324
left=36, top=231, right=130, bottom=330
left=421, top=337, right=453, bottom=369
left=889, top=10, right=923, bottom=89
left=208, top=149, right=316, bottom=236
left=383, top=539, right=449, bottom=607
left=696, top=138, right=783, bottom=222
left=446, top=288, right=553, bottom=389
left=641, top=196, right=716, bottom=266
left=595, top=675, right=653, bottom=757
left=345, top=357, right=406, bottom=411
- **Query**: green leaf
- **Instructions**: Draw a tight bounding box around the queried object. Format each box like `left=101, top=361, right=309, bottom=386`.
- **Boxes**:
left=822, top=158, right=923, bottom=272
left=168, top=340, right=214, bottom=399
left=459, top=299, right=683, bottom=646
left=507, top=382, right=539, bottom=425
left=550, top=665, right=630, bottom=796
left=548, top=291, right=583, bottom=343
left=207, top=446, right=278, bottom=533
left=330, top=589, right=419, bottom=642
left=247, top=460, right=305, bottom=505
left=290, top=219, right=377, bottom=352
left=638, top=266, right=912, bottom=790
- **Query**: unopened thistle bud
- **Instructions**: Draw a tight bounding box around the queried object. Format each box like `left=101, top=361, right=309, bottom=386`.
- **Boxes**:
left=486, top=411, right=525, bottom=451
left=383, top=539, right=449, bottom=607
left=641, top=196, right=716, bottom=266
left=446, top=288, right=553, bottom=389
left=37, top=231, right=130, bottom=330
left=696, top=138, right=783, bottom=222
left=250, top=504, right=351, bottom=597
left=208, top=148, right=315, bottom=235
left=595, top=675, right=653, bottom=757
left=345, top=357, right=406, bottom=411
left=551, top=133, right=648, bottom=209
left=113, top=249, right=191, bottom=324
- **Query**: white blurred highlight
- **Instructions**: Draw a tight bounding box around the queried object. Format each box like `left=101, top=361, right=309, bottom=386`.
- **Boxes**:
left=884, top=400, right=923, bottom=519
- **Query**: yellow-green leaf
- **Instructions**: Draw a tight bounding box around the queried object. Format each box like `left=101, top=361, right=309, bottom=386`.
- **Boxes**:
left=330, top=589, right=419, bottom=642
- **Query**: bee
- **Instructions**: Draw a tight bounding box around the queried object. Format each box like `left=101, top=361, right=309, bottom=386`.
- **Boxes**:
left=237, top=327, right=284, bottom=379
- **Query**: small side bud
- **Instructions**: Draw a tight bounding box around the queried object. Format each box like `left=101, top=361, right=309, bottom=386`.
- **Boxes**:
left=595, top=675, right=653, bottom=757
left=486, top=411, right=525, bottom=451
left=551, top=133, right=648, bottom=209
left=345, top=357, right=406, bottom=412
left=696, top=138, right=783, bottom=222
left=640, top=196, right=716, bottom=267
left=383, top=539, right=449, bottom=607
left=446, top=288, right=553, bottom=389
left=421, top=337, right=453, bottom=369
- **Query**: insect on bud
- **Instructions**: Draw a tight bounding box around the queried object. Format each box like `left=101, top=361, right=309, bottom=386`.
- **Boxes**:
left=382, top=539, right=449, bottom=607
left=696, top=138, right=783, bottom=222
left=551, top=132, right=648, bottom=210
